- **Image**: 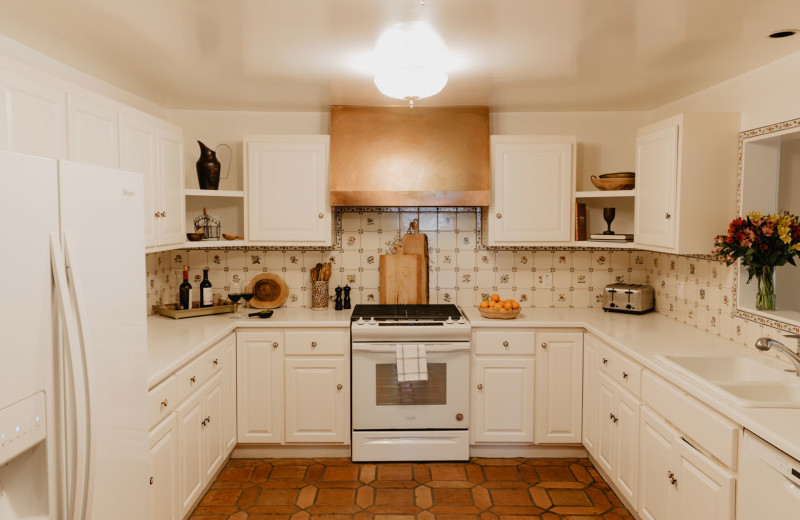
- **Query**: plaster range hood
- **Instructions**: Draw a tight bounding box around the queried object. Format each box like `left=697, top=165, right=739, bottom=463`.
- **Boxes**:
left=329, top=106, right=490, bottom=207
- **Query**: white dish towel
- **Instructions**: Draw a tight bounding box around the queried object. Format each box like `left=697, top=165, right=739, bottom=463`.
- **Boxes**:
left=395, top=344, right=428, bottom=382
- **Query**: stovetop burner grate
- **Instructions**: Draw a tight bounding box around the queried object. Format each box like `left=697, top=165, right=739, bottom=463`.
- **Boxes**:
left=350, top=304, right=462, bottom=321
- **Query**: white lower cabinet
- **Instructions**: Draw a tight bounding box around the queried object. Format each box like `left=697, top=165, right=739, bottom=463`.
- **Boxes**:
left=149, top=413, right=179, bottom=520
left=596, top=371, right=641, bottom=510
left=582, top=334, right=599, bottom=454
left=237, top=328, right=349, bottom=445
left=222, top=335, right=237, bottom=453
left=472, top=357, right=535, bottom=442
left=639, top=407, right=735, bottom=520
left=534, top=332, right=582, bottom=444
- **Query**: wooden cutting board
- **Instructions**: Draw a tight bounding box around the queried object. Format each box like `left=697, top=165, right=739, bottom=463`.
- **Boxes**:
left=379, top=254, right=422, bottom=304
left=399, top=220, right=429, bottom=304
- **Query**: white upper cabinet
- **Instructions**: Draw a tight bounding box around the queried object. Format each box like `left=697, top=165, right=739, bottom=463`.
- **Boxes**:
left=484, top=135, right=575, bottom=245
left=120, top=115, right=159, bottom=246
left=156, top=127, right=186, bottom=247
left=245, top=135, right=332, bottom=246
left=0, top=68, right=67, bottom=159
left=67, top=94, right=120, bottom=168
left=634, top=113, right=739, bottom=254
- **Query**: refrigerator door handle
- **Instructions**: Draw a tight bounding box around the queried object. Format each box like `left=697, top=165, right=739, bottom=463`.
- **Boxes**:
left=51, top=232, right=91, bottom=520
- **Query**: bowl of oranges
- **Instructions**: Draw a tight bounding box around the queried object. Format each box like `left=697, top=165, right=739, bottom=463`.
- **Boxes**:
left=478, top=294, right=521, bottom=319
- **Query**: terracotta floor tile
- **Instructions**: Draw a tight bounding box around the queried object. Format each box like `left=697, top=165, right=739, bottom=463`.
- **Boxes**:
left=192, top=456, right=632, bottom=519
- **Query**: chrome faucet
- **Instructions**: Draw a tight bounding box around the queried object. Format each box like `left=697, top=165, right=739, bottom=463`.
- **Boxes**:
left=755, top=337, right=800, bottom=376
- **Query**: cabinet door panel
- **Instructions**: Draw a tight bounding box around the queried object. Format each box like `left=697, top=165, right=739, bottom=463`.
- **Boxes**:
left=237, top=331, right=283, bottom=443
left=671, top=441, right=735, bottom=520
left=120, top=115, right=159, bottom=247
left=149, top=414, right=179, bottom=520
left=491, top=141, right=572, bottom=242
left=176, top=391, right=204, bottom=517
left=639, top=408, right=678, bottom=520
left=247, top=137, right=330, bottom=244
left=0, top=71, right=66, bottom=158
left=582, top=335, right=598, bottom=455
left=285, top=358, right=345, bottom=442
left=222, top=335, right=237, bottom=453
left=535, top=332, right=582, bottom=443
left=473, top=357, right=534, bottom=443
left=156, top=127, right=185, bottom=246
left=635, top=125, right=678, bottom=249
left=615, top=388, right=640, bottom=510
left=595, top=374, right=616, bottom=475
left=67, top=95, right=119, bottom=167
left=202, top=375, right=225, bottom=482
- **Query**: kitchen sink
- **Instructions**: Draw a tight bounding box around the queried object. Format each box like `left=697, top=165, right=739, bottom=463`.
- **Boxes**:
left=656, top=354, right=800, bottom=408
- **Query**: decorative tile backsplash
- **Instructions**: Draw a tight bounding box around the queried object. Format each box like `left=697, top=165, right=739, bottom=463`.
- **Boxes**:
left=145, top=207, right=788, bottom=354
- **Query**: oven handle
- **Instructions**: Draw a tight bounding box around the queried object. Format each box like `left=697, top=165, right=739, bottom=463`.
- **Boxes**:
left=352, top=343, right=470, bottom=353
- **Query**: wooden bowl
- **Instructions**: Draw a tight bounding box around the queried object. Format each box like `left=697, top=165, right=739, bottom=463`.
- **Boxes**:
left=590, top=175, right=635, bottom=191
left=599, top=172, right=635, bottom=179
left=478, top=307, right=521, bottom=319
left=186, top=231, right=204, bottom=241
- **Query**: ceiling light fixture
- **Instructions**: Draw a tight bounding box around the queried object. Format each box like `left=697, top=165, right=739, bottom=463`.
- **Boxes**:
left=373, top=22, right=449, bottom=107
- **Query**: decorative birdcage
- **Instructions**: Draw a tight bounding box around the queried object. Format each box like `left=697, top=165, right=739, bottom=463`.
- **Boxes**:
left=193, top=208, right=220, bottom=240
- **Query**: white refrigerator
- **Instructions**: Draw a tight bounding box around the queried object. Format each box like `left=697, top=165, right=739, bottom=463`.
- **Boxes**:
left=0, top=150, right=149, bottom=520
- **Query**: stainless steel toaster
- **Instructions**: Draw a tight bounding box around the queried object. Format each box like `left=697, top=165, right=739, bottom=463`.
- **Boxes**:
left=602, top=283, right=655, bottom=314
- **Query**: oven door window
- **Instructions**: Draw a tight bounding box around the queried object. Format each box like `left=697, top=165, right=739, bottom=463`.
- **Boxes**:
left=375, top=363, right=446, bottom=406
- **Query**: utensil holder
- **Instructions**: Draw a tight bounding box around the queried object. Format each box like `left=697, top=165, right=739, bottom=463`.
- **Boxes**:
left=311, top=281, right=329, bottom=310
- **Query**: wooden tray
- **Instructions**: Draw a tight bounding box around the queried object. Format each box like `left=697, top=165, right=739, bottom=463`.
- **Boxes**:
left=153, top=303, right=234, bottom=319
left=478, top=307, right=521, bottom=319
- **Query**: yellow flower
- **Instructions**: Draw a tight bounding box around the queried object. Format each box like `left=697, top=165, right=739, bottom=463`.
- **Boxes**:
left=779, top=225, right=792, bottom=244
left=748, top=211, right=763, bottom=221
left=792, top=244, right=800, bottom=251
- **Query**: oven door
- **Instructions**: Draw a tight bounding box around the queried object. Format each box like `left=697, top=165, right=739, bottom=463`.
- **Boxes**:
left=351, top=342, right=470, bottom=430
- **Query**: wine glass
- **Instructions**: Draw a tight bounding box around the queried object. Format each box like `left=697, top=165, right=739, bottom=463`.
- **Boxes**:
left=228, top=279, right=242, bottom=319
left=603, top=207, right=616, bottom=235
left=241, top=279, right=254, bottom=312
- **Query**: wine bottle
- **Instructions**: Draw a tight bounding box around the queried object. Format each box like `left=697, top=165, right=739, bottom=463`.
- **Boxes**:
left=200, top=268, right=213, bottom=307
left=179, top=266, right=192, bottom=310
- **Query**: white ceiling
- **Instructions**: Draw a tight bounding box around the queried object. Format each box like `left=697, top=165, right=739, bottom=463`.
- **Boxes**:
left=1, top=0, right=799, bottom=111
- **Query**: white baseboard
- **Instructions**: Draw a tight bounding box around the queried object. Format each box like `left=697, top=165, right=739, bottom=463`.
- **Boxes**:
left=469, top=444, right=587, bottom=458
left=231, top=444, right=352, bottom=458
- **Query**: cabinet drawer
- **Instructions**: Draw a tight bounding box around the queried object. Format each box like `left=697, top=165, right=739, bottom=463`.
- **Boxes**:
left=176, top=341, right=224, bottom=402
left=598, top=344, right=642, bottom=397
left=642, top=371, right=739, bottom=471
left=285, top=329, right=346, bottom=355
left=475, top=330, right=535, bottom=355
left=148, top=376, right=177, bottom=429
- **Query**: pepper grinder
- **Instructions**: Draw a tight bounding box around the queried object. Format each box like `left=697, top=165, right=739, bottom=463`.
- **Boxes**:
left=334, top=285, right=343, bottom=310
left=343, top=285, right=351, bottom=309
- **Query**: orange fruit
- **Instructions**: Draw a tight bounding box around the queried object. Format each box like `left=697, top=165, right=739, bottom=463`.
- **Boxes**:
left=511, top=300, right=520, bottom=310
left=490, top=293, right=501, bottom=302
left=479, top=301, right=489, bottom=309
left=502, top=300, right=513, bottom=309
left=493, top=302, right=503, bottom=310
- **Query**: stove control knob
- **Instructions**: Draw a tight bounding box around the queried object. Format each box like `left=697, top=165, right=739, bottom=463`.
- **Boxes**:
left=446, top=316, right=454, bottom=324
left=369, top=317, right=377, bottom=325
left=357, top=317, right=365, bottom=325
left=457, top=316, right=466, bottom=324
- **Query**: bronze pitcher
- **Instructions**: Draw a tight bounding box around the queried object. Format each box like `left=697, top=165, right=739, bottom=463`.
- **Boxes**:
left=196, top=141, right=232, bottom=190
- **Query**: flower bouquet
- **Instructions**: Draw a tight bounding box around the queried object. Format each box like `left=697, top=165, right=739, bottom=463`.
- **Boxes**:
left=714, top=211, right=800, bottom=310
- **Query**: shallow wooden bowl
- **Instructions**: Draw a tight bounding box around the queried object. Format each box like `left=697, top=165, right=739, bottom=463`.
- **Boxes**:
left=590, top=175, right=635, bottom=191
left=186, top=231, right=204, bottom=241
left=478, top=307, right=521, bottom=319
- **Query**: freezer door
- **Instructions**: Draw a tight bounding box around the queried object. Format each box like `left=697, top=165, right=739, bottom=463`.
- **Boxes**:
left=58, top=160, right=148, bottom=520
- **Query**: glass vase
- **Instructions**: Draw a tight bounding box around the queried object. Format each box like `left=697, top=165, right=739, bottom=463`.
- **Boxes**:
left=755, top=265, right=776, bottom=311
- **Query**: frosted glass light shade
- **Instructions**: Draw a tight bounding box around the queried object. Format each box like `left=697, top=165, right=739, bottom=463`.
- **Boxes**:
left=374, top=67, right=448, bottom=102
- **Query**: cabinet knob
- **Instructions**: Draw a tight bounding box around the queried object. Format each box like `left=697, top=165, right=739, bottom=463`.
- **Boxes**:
left=154, top=212, right=160, bottom=218
left=602, top=357, right=608, bottom=365
left=667, top=471, right=677, bottom=485
left=502, top=341, right=509, bottom=347
left=337, top=384, right=343, bottom=390
left=273, top=342, right=279, bottom=348
left=496, top=213, right=502, bottom=219
left=206, top=416, right=211, bottom=423
left=318, top=213, right=324, bottom=219
left=622, top=371, right=628, bottom=380
left=150, top=476, right=154, bottom=485
left=190, top=376, right=196, bottom=384
left=665, top=213, right=671, bottom=220
left=161, top=211, right=166, bottom=218
left=213, top=358, right=219, bottom=366
left=201, top=418, right=207, bottom=426
left=456, top=413, right=464, bottom=421
left=541, top=342, right=547, bottom=349
left=477, top=384, right=483, bottom=390
left=160, top=399, right=168, bottom=408
left=609, top=413, right=618, bottom=423
left=311, top=341, right=317, bottom=348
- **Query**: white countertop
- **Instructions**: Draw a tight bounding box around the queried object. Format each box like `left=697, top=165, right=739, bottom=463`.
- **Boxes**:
left=147, top=307, right=352, bottom=389
left=463, top=306, right=800, bottom=462
left=148, top=304, right=800, bottom=461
